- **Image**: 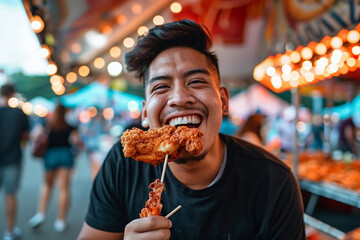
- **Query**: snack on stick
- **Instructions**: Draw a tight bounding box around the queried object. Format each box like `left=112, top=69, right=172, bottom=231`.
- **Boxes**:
left=139, top=179, right=165, bottom=218
left=121, top=125, right=203, bottom=166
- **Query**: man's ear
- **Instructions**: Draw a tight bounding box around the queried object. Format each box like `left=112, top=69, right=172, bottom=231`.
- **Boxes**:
left=220, top=86, right=230, bottom=116
left=141, top=100, right=149, bottom=128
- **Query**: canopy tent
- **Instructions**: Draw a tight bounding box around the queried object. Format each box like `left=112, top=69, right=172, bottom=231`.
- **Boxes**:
left=61, top=81, right=143, bottom=112
left=228, top=84, right=289, bottom=122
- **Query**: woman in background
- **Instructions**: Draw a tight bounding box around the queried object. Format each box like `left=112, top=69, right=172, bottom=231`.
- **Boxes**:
left=28, top=103, right=79, bottom=232
left=236, top=113, right=281, bottom=153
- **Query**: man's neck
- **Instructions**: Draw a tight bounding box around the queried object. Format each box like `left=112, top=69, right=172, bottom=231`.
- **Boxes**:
left=168, top=134, right=225, bottom=190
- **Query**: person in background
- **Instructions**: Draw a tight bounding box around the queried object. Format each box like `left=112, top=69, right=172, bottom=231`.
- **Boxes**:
left=0, top=84, right=30, bottom=240
left=78, top=19, right=305, bottom=240
left=28, top=103, right=79, bottom=232
left=338, top=117, right=358, bottom=156
left=236, top=113, right=281, bottom=153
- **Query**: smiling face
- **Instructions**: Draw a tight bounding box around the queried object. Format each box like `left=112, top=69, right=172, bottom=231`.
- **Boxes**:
left=141, top=47, right=229, bottom=163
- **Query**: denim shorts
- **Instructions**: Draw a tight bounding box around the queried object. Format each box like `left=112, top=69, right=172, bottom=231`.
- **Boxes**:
left=44, top=147, right=74, bottom=170
left=0, top=163, right=22, bottom=194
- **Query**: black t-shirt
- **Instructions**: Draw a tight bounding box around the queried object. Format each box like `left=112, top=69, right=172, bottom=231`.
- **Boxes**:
left=0, top=106, right=30, bottom=165
left=47, top=125, right=75, bottom=148
left=85, top=134, right=306, bottom=240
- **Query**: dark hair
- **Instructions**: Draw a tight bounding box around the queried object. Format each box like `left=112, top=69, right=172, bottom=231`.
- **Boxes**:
left=48, top=103, right=69, bottom=131
left=0, top=84, right=15, bottom=97
left=236, top=114, right=265, bottom=140
left=124, top=19, right=219, bottom=83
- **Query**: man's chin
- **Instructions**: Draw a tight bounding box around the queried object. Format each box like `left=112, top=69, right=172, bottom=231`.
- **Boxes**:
left=174, top=151, right=208, bottom=164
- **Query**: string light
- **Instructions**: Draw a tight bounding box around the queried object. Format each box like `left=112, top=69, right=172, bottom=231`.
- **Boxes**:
left=253, top=23, right=360, bottom=93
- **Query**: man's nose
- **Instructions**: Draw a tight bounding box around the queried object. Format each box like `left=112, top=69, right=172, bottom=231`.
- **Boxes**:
left=167, top=84, right=195, bottom=107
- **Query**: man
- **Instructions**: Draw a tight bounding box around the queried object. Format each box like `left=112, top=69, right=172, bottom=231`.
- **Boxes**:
left=0, top=84, right=29, bottom=240
left=78, top=19, right=305, bottom=240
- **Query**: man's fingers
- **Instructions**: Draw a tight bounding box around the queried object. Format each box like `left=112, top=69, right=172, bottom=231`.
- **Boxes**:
left=135, top=216, right=172, bottom=232
left=136, top=229, right=171, bottom=240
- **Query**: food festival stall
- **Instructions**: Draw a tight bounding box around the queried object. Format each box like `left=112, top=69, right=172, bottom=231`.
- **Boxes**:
left=253, top=1, right=360, bottom=238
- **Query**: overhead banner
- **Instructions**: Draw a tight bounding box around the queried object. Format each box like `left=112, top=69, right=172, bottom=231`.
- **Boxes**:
left=263, top=0, right=360, bottom=56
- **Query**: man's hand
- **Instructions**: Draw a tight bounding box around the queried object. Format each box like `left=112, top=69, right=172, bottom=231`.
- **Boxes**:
left=124, top=216, right=172, bottom=240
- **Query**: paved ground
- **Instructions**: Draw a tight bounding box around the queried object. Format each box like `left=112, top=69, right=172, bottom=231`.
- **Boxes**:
left=0, top=146, right=92, bottom=240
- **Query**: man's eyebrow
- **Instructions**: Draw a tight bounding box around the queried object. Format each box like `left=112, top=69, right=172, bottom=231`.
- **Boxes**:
left=148, top=75, right=171, bottom=84
left=147, top=68, right=210, bottom=84
left=184, top=68, right=210, bottom=77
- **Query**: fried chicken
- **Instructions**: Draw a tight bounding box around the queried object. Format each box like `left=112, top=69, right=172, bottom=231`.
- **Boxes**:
left=121, top=125, right=204, bottom=166
left=139, top=179, right=165, bottom=218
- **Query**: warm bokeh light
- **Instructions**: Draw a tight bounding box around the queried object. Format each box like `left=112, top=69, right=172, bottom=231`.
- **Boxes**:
left=153, top=15, right=165, bottom=25
left=50, top=75, right=64, bottom=85
left=107, top=61, right=123, bottom=77
left=255, top=24, right=360, bottom=92
left=22, top=102, right=33, bottom=115
left=39, top=44, right=51, bottom=59
left=315, top=43, right=327, bottom=55
left=71, top=43, right=82, bottom=54
left=290, top=51, right=301, bottom=63
left=137, top=26, right=148, bottom=36
left=352, top=46, right=360, bottom=55
left=46, top=63, right=57, bottom=75
left=66, top=72, right=77, bottom=83
left=8, top=97, right=19, bottom=108
left=300, top=47, right=313, bottom=60
left=116, top=14, right=127, bottom=24
left=266, top=66, right=276, bottom=77
left=94, top=57, right=105, bottom=69
left=279, top=55, right=291, bottom=65
left=170, top=2, right=182, bottom=13
left=129, top=110, right=141, bottom=119
left=54, top=85, right=66, bottom=95
left=271, top=76, right=282, bottom=89
left=34, top=104, right=48, bottom=118
left=110, top=46, right=121, bottom=58
left=131, top=4, right=142, bottom=14
left=78, top=65, right=90, bottom=77
left=30, top=15, right=44, bottom=33
left=347, top=30, right=360, bottom=43
left=330, top=36, right=343, bottom=49
left=103, top=107, right=114, bottom=120
left=79, top=111, right=91, bottom=123
left=123, top=37, right=135, bottom=48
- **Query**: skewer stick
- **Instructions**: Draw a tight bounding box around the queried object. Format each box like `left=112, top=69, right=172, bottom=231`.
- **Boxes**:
left=165, top=205, right=182, bottom=218
left=160, top=154, right=169, bottom=183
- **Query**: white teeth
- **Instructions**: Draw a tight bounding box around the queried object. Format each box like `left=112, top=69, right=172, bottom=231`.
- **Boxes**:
left=169, top=116, right=201, bottom=126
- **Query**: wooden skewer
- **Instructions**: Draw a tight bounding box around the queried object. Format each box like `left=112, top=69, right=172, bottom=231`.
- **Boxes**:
left=165, top=205, right=182, bottom=218
left=160, top=154, right=169, bottom=183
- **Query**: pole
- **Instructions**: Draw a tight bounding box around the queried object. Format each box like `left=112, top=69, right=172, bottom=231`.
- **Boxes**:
left=291, top=87, right=300, bottom=180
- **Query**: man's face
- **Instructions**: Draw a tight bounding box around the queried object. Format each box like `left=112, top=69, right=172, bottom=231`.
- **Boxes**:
left=142, top=47, right=229, bottom=161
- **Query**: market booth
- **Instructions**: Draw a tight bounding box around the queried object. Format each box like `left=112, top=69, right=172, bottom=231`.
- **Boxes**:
left=254, top=1, right=360, bottom=239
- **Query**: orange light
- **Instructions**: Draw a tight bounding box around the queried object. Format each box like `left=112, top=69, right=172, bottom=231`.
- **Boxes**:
left=94, top=57, right=105, bottom=69
left=170, top=2, right=182, bottom=13
left=330, top=36, right=343, bottom=49
left=315, top=43, right=327, bottom=55
left=30, top=15, right=44, bottom=33
left=347, top=30, right=360, bottom=43
left=110, top=46, right=121, bottom=58
left=300, top=47, right=313, bottom=60
left=116, top=15, right=127, bottom=24
left=290, top=52, right=301, bottom=63
left=66, top=72, right=77, bottom=83
left=78, top=65, right=90, bottom=77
